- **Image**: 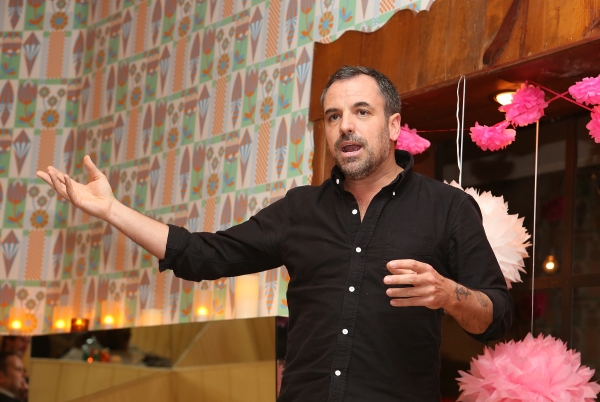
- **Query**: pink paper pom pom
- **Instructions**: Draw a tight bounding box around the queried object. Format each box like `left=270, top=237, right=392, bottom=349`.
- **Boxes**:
left=469, top=121, right=516, bottom=151
left=457, top=333, right=600, bottom=402
left=586, top=106, right=600, bottom=143
left=499, top=83, right=548, bottom=126
left=395, top=124, right=430, bottom=155
left=569, top=75, right=600, bottom=106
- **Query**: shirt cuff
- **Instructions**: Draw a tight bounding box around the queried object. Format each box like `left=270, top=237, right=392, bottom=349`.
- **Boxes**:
left=158, top=224, right=191, bottom=272
left=469, top=288, right=513, bottom=343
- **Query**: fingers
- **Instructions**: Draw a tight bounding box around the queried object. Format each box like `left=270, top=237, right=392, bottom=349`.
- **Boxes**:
left=386, top=259, right=430, bottom=274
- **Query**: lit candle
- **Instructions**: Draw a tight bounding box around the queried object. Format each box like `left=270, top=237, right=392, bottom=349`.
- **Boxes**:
left=193, top=288, right=213, bottom=321
left=8, top=307, right=27, bottom=335
left=234, top=274, right=259, bottom=319
left=101, top=300, right=121, bottom=329
left=140, top=308, right=163, bottom=326
left=53, top=306, right=72, bottom=333
left=71, top=318, right=90, bottom=332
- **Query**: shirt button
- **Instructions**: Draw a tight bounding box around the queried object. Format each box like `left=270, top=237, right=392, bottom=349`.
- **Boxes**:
left=356, top=247, right=361, bottom=253
left=336, top=179, right=340, bottom=184
left=342, top=329, right=348, bottom=335
left=392, top=191, right=396, bottom=196
left=335, top=370, right=341, bottom=376
left=352, top=209, right=358, bottom=215
left=349, top=286, right=355, bottom=292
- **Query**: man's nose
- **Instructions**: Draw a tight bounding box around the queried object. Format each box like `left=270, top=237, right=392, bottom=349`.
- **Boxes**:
left=339, top=114, right=355, bottom=134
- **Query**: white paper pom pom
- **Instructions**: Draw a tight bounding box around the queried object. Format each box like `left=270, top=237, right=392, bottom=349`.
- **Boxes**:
left=447, top=181, right=531, bottom=288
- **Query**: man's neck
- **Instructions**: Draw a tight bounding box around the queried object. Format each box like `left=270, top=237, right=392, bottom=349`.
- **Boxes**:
left=343, top=161, right=403, bottom=220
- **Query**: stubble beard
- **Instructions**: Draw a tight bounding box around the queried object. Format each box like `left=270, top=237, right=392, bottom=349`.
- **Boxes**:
left=334, top=126, right=391, bottom=180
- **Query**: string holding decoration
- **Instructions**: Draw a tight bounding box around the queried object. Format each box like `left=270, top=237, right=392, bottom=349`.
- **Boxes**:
left=396, top=74, right=600, bottom=154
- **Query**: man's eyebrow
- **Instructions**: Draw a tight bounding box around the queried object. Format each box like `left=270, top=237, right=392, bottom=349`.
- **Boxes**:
left=324, top=101, right=373, bottom=115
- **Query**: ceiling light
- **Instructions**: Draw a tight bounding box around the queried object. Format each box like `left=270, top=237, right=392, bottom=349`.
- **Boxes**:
left=494, top=91, right=516, bottom=106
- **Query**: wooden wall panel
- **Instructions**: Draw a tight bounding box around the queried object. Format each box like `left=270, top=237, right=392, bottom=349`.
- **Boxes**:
left=482, top=0, right=520, bottom=65
left=361, top=11, right=421, bottom=92
left=310, top=0, right=600, bottom=120
left=72, top=371, right=174, bottom=402
left=174, top=362, right=275, bottom=402
left=175, top=317, right=275, bottom=367
left=444, top=0, right=488, bottom=76
left=129, top=321, right=209, bottom=362
left=29, top=358, right=163, bottom=402
left=415, top=0, right=451, bottom=87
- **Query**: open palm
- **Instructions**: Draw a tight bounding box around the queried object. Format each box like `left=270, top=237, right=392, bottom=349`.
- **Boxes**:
left=36, top=155, right=116, bottom=221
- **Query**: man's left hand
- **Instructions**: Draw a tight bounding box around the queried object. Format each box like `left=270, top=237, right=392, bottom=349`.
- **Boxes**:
left=383, top=259, right=454, bottom=310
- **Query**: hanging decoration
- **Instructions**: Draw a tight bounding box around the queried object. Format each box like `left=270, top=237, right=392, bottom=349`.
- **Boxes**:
left=400, top=74, right=600, bottom=155
left=456, top=333, right=600, bottom=402
left=395, top=123, right=430, bottom=155
left=468, top=74, right=600, bottom=150
left=469, top=121, right=516, bottom=152
left=446, top=181, right=530, bottom=288
left=498, top=83, right=549, bottom=127
left=452, top=74, right=600, bottom=401
left=587, top=106, right=600, bottom=143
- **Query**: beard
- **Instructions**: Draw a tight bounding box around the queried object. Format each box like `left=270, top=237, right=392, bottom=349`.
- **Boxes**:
left=333, top=125, right=391, bottom=180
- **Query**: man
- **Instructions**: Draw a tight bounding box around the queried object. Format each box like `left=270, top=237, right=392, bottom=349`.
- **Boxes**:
left=0, top=337, right=30, bottom=359
left=38, top=66, right=512, bottom=401
left=0, top=352, right=27, bottom=402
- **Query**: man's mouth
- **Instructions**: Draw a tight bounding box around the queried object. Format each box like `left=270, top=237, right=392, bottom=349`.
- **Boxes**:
left=342, top=144, right=362, bottom=153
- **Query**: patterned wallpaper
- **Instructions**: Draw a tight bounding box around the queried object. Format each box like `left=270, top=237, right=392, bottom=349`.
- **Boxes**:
left=0, top=0, right=433, bottom=335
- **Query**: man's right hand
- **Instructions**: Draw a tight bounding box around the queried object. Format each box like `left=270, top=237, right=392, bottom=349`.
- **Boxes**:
left=36, top=155, right=170, bottom=260
left=36, top=155, right=115, bottom=222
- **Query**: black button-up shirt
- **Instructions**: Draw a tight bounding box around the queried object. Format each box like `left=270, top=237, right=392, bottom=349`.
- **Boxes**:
left=160, top=150, right=512, bottom=401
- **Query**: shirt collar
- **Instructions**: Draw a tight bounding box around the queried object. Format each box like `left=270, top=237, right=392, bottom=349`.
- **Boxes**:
left=0, top=387, right=18, bottom=399
left=330, top=150, right=414, bottom=194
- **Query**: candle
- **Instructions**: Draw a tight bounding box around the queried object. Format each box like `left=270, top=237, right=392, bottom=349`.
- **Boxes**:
left=193, top=289, right=213, bottom=321
left=53, top=306, right=72, bottom=333
left=234, top=274, right=259, bottom=319
left=8, top=307, right=27, bottom=335
left=71, top=318, right=90, bottom=332
left=101, top=300, right=121, bottom=329
left=140, top=308, right=163, bottom=326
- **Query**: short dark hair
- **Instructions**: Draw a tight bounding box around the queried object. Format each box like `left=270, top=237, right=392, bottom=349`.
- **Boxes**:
left=0, top=351, right=19, bottom=373
left=320, top=65, right=401, bottom=119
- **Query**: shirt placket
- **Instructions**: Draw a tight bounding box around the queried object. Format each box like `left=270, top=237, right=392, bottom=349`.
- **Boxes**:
left=327, top=190, right=392, bottom=402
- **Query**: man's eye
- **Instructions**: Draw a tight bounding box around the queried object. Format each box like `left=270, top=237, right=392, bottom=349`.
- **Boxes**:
left=328, top=114, right=339, bottom=121
left=358, top=110, right=368, bottom=116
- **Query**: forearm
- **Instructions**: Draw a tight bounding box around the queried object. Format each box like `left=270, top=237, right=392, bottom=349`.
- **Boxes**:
left=443, top=280, right=493, bottom=335
left=107, top=200, right=169, bottom=259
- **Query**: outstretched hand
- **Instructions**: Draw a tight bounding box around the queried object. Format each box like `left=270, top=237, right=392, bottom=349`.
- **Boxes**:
left=36, top=155, right=116, bottom=221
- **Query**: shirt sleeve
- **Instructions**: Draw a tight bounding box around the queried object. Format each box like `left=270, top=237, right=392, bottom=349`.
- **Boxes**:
left=158, top=195, right=287, bottom=281
left=447, top=194, right=514, bottom=343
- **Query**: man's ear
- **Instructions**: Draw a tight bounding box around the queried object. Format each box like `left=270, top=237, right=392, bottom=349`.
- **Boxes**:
left=389, top=113, right=401, bottom=142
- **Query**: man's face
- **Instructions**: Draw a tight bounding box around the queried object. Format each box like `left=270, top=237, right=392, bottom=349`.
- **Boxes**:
left=3, top=337, right=30, bottom=357
left=323, top=75, right=400, bottom=180
left=0, top=356, right=27, bottom=396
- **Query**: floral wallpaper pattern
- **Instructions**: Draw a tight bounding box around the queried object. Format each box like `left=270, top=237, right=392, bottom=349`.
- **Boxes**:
left=0, top=0, right=432, bottom=335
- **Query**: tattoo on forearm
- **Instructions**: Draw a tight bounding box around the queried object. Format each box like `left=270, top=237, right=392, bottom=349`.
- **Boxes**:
left=454, top=284, right=471, bottom=301
left=476, top=292, right=490, bottom=308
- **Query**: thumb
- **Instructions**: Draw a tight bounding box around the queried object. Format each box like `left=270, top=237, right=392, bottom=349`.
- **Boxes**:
left=83, top=155, right=103, bottom=179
